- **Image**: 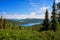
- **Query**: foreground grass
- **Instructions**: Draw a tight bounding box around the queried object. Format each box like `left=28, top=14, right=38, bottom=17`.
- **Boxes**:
left=0, top=29, right=60, bottom=40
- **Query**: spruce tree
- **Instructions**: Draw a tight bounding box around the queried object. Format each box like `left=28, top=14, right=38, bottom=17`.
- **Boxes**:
left=57, top=2, right=60, bottom=24
left=51, top=0, right=59, bottom=32
left=0, top=16, right=3, bottom=29
left=3, top=18, right=6, bottom=29
left=42, top=9, right=50, bottom=31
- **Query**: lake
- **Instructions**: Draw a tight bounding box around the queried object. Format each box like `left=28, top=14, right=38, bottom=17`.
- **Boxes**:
left=21, top=23, right=40, bottom=26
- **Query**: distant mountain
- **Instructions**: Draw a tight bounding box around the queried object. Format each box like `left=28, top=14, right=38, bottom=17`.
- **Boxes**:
left=4, top=18, right=44, bottom=26
left=5, top=19, right=21, bottom=25
left=19, top=18, right=44, bottom=24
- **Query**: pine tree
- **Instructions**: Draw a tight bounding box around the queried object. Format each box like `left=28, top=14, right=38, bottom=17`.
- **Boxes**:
left=0, top=16, right=3, bottom=29
left=42, top=9, right=50, bottom=31
left=3, top=18, right=6, bottom=29
left=51, top=0, right=59, bottom=32
left=57, top=2, right=60, bottom=24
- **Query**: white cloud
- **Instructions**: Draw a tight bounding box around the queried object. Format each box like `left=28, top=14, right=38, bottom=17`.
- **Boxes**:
left=29, top=15, right=45, bottom=19
left=29, top=0, right=38, bottom=6
left=30, top=12, right=36, bottom=16
left=3, top=12, right=6, bottom=14
left=1, top=13, right=51, bottom=19
left=29, top=2, right=36, bottom=5
left=39, top=6, right=50, bottom=15
left=55, top=0, right=60, bottom=3
left=1, top=13, right=45, bottom=19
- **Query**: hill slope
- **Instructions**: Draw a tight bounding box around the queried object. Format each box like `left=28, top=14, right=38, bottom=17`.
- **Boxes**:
left=19, top=18, right=44, bottom=24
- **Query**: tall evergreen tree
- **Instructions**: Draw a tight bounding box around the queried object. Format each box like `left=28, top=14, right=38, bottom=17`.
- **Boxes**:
left=51, top=0, right=59, bottom=32
left=3, top=18, right=6, bottom=29
left=42, top=9, right=50, bottom=31
left=57, top=2, right=60, bottom=24
left=0, top=16, right=3, bottom=29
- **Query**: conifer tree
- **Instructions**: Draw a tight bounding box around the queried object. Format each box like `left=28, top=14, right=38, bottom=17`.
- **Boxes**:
left=57, top=2, right=60, bottom=24
left=51, top=0, right=59, bottom=32
left=0, top=16, right=3, bottom=29
left=3, top=18, right=6, bottom=29
left=42, top=9, right=50, bottom=31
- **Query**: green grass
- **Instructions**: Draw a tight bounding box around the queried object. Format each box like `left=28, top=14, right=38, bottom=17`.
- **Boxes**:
left=0, top=24, right=60, bottom=40
left=0, top=29, right=57, bottom=40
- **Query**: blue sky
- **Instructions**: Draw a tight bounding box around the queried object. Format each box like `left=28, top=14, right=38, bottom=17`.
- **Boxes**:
left=0, top=0, right=60, bottom=19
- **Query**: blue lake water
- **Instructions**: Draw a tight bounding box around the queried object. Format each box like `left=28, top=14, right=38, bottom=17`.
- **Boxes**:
left=21, top=23, right=40, bottom=26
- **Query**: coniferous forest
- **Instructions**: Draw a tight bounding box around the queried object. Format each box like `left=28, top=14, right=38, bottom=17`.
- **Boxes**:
left=0, top=0, right=60, bottom=40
